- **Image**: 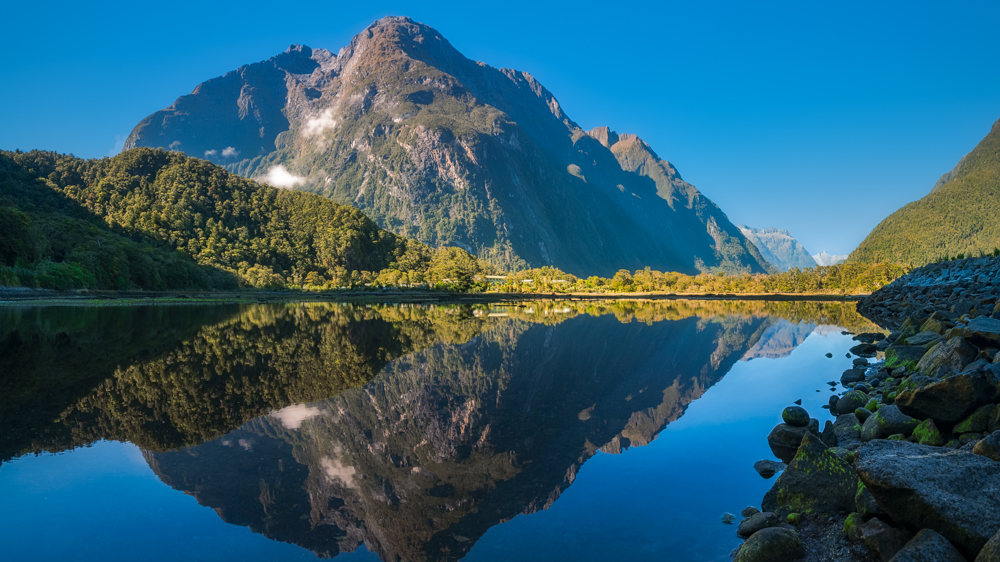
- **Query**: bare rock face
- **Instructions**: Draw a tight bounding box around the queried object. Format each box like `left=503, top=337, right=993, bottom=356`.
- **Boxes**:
left=855, top=439, right=1000, bottom=558
left=124, top=16, right=772, bottom=276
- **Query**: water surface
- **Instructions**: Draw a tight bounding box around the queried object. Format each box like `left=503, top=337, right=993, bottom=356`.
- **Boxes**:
left=0, top=300, right=880, bottom=561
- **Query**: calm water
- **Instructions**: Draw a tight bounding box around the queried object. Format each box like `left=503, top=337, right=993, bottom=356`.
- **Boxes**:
left=0, top=300, right=881, bottom=561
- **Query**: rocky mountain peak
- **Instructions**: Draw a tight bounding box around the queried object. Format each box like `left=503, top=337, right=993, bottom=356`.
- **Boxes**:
left=586, top=126, right=620, bottom=148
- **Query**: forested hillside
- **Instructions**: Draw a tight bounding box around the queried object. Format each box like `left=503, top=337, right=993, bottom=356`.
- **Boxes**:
left=850, top=116, right=1000, bottom=265
left=0, top=148, right=490, bottom=290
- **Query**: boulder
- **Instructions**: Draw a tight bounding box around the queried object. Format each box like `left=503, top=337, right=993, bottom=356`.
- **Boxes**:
left=915, top=337, right=978, bottom=378
left=886, top=344, right=932, bottom=371
left=737, top=511, right=782, bottom=539
left=851, top=342, right=879, bottom=357
left=912, top=419, right=945, bottom=446
left=896, top=370, right=999, bottom=423
left=973, top=431, right=1000, bottom=462
left=734, top=527, right=805, bottom=562
left=977, top=527, right=1000, bottom=562
left=782, top=406, right=810, bottom=427
left=834, top=413, right=863, bottom=450
left=762, top=433, right=858, bottom=515
left=952, top=315, right=1000, bottom=347
left=740, top=506, right=760, bottom=518
left=904, top=331, right=944, bottom=346
left=842, top=368, right=868, bottom=385
left=890, top=529, right=967, bottom=562
left=753, top=459, right=786, bottom=479
left=856, top=483, right=887, bottom=520
left=856, top=517, right=913, bottom=561
left=919, top=315, right=946, bottom=335
left=856, top=440, right=1000, bottom=557
left=767, top=424, right=811, bottom=464
left=861, top=405, right=920, bottom=442
left=955, top=404, right=996, bottom=434
left=838, top=389, right=870, bottom=415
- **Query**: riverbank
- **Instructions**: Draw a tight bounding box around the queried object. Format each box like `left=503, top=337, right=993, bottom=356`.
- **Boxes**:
left=731, top=257, right=1000, bottom=561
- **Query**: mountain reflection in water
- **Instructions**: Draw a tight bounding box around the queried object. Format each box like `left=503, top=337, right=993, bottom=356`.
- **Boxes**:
left=0, top=300, right=881, bottom=561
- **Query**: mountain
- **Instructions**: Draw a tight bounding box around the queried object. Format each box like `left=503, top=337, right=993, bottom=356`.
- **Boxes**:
left=812, top=250, right=848, bottom=266
left=737, top=225, right=814, bottom=271
left=850, top=116, right=1000, bottom=265
left=0, top=148, right=488, bottom=290
left=124, top=16, right=771, bottom=276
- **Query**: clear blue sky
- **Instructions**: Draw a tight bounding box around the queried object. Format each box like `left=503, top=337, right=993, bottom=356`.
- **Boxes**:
left=2, top=0, right=998, bottom=256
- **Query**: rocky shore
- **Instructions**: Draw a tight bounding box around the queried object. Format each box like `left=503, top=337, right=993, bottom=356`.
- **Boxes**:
left=733, top=258, right=1000, bottom=561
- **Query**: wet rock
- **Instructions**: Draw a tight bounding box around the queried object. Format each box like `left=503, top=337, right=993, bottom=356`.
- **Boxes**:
left=861, top=405, right=920, bottom=442
left=736, top=511, right=781, bottom=538
left=838, top=389, right=869, bottom=415
left=741, top=506, right=760, bottom=518
left=896, top=370, right=999, bottom=423
left=834, top=413, right=863, bottom=450
left=856, top=439, right=1000, bottom=557
left=855, top=333, right=887, bottom=343
left=854, top=357, right=871, bottom=367
left=972, top=431, right=1000, bottom=461
left=977, top=527, right=1000, bottom=562
left=808, top=418, right=820, bottom=435
left=821, top=420, right=838, bottom=448
left=768, top=423, right=811, bottom=464
left=955, top=404, right=996, bottom=434
left=753, top=459, right=786, bottom=479
left=826, top=352, right=833, bottom=358
left=829, top=395, right=840, bottom=410
left=722, top=512, right=736, bottom=524
left=912, top=419, right=945, bottom=446
left=734, top=527, right=805, bottom=562
left=782, top=406, right=810, bottom=427
left=762, top=433, right=858, bottom=515
left=890, top=529, right=966, bottom=562
left=856, top=517, right=913, bottom=561
left=915, top=337, right=978, bottom=378
left=852, top=343, right=879, bottom=357
left=842, top=368, right=868, bottom=385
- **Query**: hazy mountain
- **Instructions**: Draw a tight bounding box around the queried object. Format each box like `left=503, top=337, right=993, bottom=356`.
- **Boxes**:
left=124, top=16, right=771, bottom=276
left=812, top=251, right=848, bottom=266
left=737, top=225, right=814, bottom=271
left=851, top=116, right=1000, bottom=265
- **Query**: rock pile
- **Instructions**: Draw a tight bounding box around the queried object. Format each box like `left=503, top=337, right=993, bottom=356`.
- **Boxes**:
left=734, top=258, right=1000, bottom=562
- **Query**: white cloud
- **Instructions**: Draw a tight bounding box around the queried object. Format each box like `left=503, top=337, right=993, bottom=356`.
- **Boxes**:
left=168, top=140, right=182, bottom=150
left=107, top=134, right=127, bottom=157
left=204, top=149, right=218, bottom=157
left=304, top=108, right=337, bottom=136
left=271, top=403, right=322, bottom=429
left=262, top=165, right=306, bottom=188
left=222, top=146, right=239, bottom=158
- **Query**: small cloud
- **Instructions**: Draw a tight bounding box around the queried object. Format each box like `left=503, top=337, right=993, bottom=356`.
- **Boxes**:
left=168, top=140, right=182, bottom=150
left=304, top=108, right=337, bottom=136
left=222, top=146, right=239, bottom=158
left=262, top=165, right=306, bottom=188
left=107, top=134, right=128, bottom=157
left=204, top=149, right=218, bottom=157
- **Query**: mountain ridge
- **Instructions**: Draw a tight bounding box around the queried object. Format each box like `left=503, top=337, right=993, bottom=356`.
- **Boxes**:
left=737, top=225, right=814, bottom=271
left=125, top=16, right=771, bottom=276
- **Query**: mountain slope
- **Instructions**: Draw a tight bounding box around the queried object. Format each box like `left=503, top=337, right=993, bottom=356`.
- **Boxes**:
left=737, top=225, right=814, bottom=271
left=851, top=117, right=1000, bottom=265
left=124, top=16, right=771, bottom=276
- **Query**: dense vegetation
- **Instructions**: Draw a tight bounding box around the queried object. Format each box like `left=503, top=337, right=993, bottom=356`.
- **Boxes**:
left=850, top=117, right=1000, bottom=265
left=0, top=148, right=492, bottom=291
left=488, top=262, right=910, bottom=295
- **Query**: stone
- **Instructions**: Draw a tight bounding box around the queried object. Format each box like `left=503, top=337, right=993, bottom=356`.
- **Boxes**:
left=808, top=418, right=820, bottom=435
left=919, top=315, right=946, bottom=335
left=959, top=432, right=983, bottom=445
left=844, top=512, right=865, bottom=541
left=851, top=343, right=879, bottom=357
left=829, top=395, right=840, bottom=410
left=952, top=315, right=1000, bottom=347
left=736, top=511, right=781, bottom=538
left=856, top=482, right=887, bottom=520
left=826, top=352, right=834, bottom=358
left=734, top=527, right=805, bottom=562
left=855, top=407, right=873, bottom=423
left=887, top=344, right=932, bottom=371
left=896, top=370, right=1000, bottom=423
left=842, top=368, right=868, bottom=385
left=890, top=528, right=967, bottom=562
left=782, top=406, right=810, bottom=427
left=753, top=459, right=786, bottom=479
left=915, top=337, right=978, bottom=378
left=722, top=512, right=736, bottom=524
left=972, top=431, right=1000, bottom=461
left=834, top=413, right=863, bottom=450
left=838, top=389, right=869, bottom=415
left=856, top=439, right=1000, bottom=557
left=855, top=332, right=887, bottom=343
left=741, top=506, right=760, bottom=518
left=768, top=423, right=811, bottom=464
left=821, top=420, right=838, bottom=448
left=861, top=405, right=920, bottom=442
left=912, top=419, right=945, bottom=446
left=762, top=433, right=858, bottom=515
left=977, top=527, right=1000, bottom=562
left=955, top=404, right=996, bottom=434
left=854, top=357, right=871, bottom=367
left=856, top=517, right=913, bottom=561
left=904, top=331, right=945, bottom=346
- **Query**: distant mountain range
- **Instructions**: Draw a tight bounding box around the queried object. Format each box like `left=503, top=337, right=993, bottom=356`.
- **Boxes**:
left=737, top=225, right=814, bottom=271
left=851, top=116, right=1000, bottom=265
left=124, top=16, right=771, bottom=276
left=812, top=251, right=848, bottom=266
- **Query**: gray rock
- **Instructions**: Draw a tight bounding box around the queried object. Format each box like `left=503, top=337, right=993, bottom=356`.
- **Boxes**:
left=854, top=357, right=871, bottom=367
left=896, top=369, right=1000, bottom=422
left=851, top=343, right=879, bottom=357
left=734, top=527, right=805, bottom=562
left=915, top=337, right=978, bottom=378
left=856, top=483, right=887, bottom=520
left=842, top=368, right=868, bottom=385
left=953, top=315, right=1000, bottom=347
left=782, top=406, right=810, bottom=427
left=889, top=528, right=966, bottom=562
left=838, top=389, right=869, bottom=415
left=753, top=459, right=786, bottom=479
left=856, top=439, right=1000, bottom=557
left=762, top=433, right=858, bottom=514
left=855, top=407, right=873, bottom=423
left=767, top=423, right=811, bottom=464
left=973, top=430, right=1000, bottom=462
left=861, top=405, right=921, bottom=442
left=905, top=331, right=945, bottom=346
left=834, top=413, right=863, bottom=450
left=740, top=506, right=760, bottom=518
left=737, top=511, right=781, bottom=538
left=976, top=527, right=1000, bottom=562
left=955, top=404, right=996, bottom=433
left=821, top=419, right=838, bottom=448
left=857, top=517, right=913, bottom=561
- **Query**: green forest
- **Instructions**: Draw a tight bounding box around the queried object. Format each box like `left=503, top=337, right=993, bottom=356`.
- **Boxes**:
left=0, top=148, right=492, bottom=291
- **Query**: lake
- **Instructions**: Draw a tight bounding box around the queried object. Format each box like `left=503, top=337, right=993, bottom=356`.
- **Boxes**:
left=0, top=300, right=881, bottom=561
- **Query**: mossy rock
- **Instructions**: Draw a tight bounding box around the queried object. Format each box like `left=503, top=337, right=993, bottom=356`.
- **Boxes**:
left=912, top=418, right=944, bottom=446
left=954, top=404, right=995, bottom=434
left=844, top=512, right=864, bottom=540
left=735, top=527, right=805, bottom=562
left=761, top=433, right=858, bottom=515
